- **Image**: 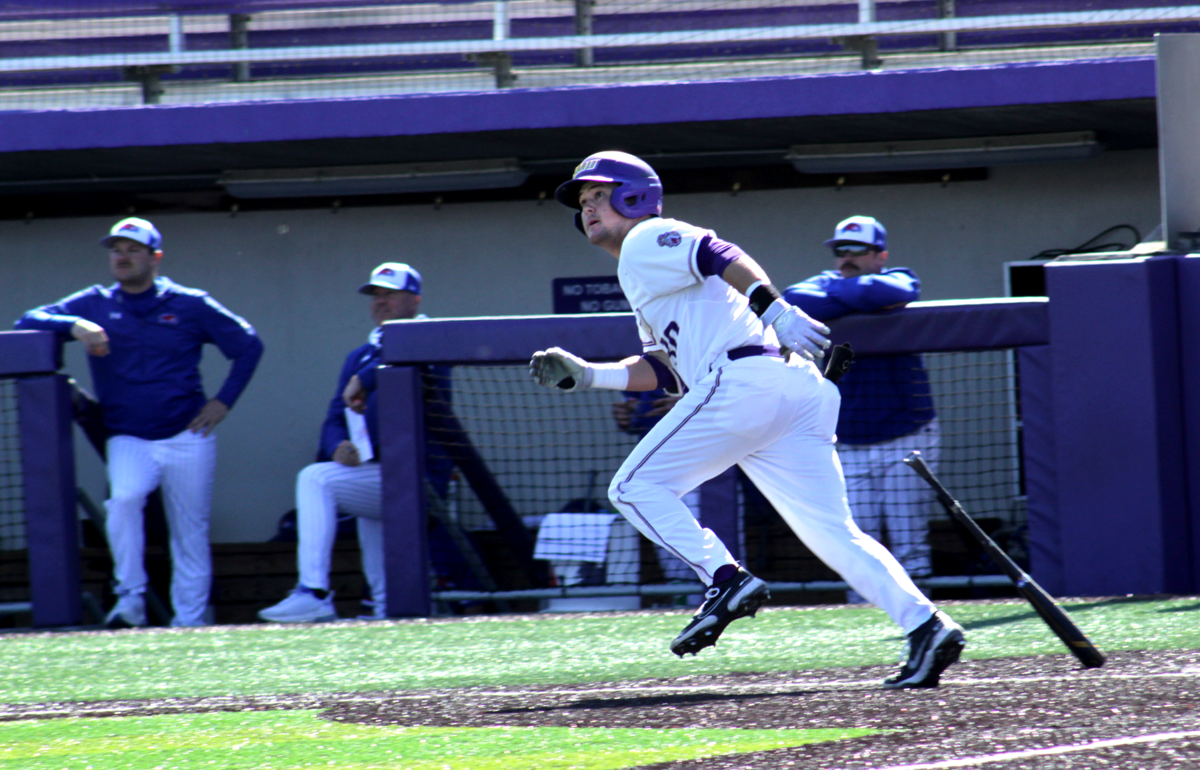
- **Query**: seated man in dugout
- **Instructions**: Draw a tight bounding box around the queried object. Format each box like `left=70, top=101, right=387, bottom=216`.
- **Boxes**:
left=258, top=262, right=450, bottom=623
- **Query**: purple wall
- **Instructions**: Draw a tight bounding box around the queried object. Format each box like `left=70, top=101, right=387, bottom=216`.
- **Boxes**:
left=0, top=58, right=1155, bottom=155
left=1178, top=256, right=1200, bottom=592
left=1045, top=256, right=1192, bottom=596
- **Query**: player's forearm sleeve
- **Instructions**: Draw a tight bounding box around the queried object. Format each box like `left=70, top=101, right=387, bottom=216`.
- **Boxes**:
left=641, top=354, right=683, bottom=396
left=694, top=235, right=748, bottom=278
left=826, top=272, right=920, bottom=311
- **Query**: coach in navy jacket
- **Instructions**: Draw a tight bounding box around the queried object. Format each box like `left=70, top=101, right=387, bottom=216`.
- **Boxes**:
left=16, top=217, right=263, bottom=628
left=258, top=262, right=456, bottom=624
left=785, top=216, right=939, bottom=580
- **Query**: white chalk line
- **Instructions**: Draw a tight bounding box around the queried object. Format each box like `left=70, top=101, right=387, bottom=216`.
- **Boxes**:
left=868, top=729, right=1200, bottom=769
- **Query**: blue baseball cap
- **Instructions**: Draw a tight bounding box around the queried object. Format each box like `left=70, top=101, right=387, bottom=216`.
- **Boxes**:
left=825, top=216, right=887, bottom=251
left=101, top=217, right=163, bottom=250
left=359, top=262, right=422, bottom=295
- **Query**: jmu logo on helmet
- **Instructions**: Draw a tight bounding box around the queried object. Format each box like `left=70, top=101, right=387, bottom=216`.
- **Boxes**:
left=575, top=158, right=600, bottom=176
left=657, top=231, right=682, bottom=248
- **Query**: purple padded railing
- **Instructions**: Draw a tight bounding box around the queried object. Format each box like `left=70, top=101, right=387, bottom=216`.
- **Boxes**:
left=0, top=330, right=80, bottom=628
left=375, top=298, right=1050, bottom=616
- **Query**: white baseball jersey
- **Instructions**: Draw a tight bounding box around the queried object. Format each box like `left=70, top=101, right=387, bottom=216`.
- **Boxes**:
left=617, top=217, right=778, bottom=392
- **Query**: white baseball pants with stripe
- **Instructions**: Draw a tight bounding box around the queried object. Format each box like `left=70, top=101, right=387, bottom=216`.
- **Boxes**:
left=608, top=354, right=936, bottom=634
left=105, top=430, right=216, bottom=626
left=295, top=461, right=385, bottom=607
left=840, top=420, right=941, bottom=577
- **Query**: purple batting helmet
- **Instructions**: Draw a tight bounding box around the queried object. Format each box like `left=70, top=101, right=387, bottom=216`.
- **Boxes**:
left=555, top=151, right=663, bottom=234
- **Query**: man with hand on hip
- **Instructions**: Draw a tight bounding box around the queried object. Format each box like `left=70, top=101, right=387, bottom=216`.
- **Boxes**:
left=16, top=217, right=263, bottom=628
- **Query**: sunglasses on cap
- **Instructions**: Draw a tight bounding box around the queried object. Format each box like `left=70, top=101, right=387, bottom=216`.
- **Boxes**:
left=833, top=245, right=875, bottom=258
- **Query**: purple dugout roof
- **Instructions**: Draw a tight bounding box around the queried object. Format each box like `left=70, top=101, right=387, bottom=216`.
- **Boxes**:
left=0, top=57, right=1155, bottom=155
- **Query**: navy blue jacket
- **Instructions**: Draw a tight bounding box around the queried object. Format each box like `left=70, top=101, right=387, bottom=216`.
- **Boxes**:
left=318, top=332, right=454, bottom=496
left=16, top=277, right=263, bottom=441
left=785, top=268, right=936, bottom=445
left=318, top=340, right=383, bottom=463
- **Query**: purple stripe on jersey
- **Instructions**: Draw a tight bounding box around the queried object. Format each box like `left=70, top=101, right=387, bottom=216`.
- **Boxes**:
left=695, top=235, right=748, bottom=279
left=642, top=353, right=677, bottom=391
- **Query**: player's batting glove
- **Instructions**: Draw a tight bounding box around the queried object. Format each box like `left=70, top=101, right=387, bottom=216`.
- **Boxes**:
left=762, top=300, right=831, bottom=361
left=530, top=347, right=595, bottom=392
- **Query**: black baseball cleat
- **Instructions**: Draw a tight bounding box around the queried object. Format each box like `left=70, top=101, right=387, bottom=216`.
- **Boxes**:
left=670, top=567, right=769, bottom=657
left=882, top=610, right=966, bottom=689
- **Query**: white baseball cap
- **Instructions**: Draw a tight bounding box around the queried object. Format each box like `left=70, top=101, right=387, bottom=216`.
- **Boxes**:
left=359, top=262, right=422, bottom=295
left=824, top=216, right=887, bottom=251
left=101, top=217, right=163, bottom=250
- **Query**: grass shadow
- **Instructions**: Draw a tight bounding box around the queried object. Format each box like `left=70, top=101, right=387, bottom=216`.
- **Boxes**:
left=961, top=610, right=1038, bottom=631
left=1156, top=602, right=1200, bottom=614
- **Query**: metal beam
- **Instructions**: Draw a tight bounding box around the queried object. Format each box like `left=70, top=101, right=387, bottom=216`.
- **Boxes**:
left=1, top=7, right=1197, bottom=74
left=1156, top=34, right=1200, bottom=251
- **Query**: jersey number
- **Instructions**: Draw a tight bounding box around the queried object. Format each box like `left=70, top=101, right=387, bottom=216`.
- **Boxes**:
left=659, top=322, right=680, bottom=362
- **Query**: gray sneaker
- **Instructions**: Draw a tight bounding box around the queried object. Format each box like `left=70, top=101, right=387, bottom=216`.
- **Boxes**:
left=104, top=594, right=147, bottom=629
left=882, top=610, right=965, bottom=689
left=258, top=586, right=337, bottom=623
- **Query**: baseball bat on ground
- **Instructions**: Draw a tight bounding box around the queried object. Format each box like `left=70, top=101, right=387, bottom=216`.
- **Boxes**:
left=903, top=451, right=1106, bottom=669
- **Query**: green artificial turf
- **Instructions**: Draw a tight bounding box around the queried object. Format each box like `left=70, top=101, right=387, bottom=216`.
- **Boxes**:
left=0, top=597, right=1196, bottom=705
left=0, top=711, right=876, bottom=770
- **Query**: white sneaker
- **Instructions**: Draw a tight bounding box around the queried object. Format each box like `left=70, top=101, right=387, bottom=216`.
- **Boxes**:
left=104, top=594, right=147, bottom=629
left=258, top=586, right=337, bottom=623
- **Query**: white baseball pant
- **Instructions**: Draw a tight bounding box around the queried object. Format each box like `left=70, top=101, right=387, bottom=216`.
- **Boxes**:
left=656, top=489, right=702, bottom=581
left=840, top=420, right=941, bottom=577
left=295, top=461, right=385, bottom=606
left=608, top=354, right=936, bottom=634
left=105, top=430, right=216, bottom=626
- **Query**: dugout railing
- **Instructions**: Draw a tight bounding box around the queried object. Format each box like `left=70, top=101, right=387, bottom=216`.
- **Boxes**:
left=377, top=297, right=1049, bottom=617
left=0, top=330, right=80, bottom=627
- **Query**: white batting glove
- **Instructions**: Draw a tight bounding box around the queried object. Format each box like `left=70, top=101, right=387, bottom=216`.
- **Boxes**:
left=530, top=347, right=594, bottom=392
left=762, top=300, right=831, bottom=361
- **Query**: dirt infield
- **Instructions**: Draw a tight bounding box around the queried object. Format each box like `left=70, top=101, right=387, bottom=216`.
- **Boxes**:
left=4, top=647, right=1199, bottom=768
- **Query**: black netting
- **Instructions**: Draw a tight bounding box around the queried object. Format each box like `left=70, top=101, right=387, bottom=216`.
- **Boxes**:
left=417, top=352, right=1025, bottom=601
left=0, top=379, right=25, bottom=553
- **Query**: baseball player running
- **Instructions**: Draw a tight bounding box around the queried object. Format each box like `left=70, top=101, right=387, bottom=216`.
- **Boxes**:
left=530, top=152, right=964, bottom=688
left=16, top=217, right=263, bottom=628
